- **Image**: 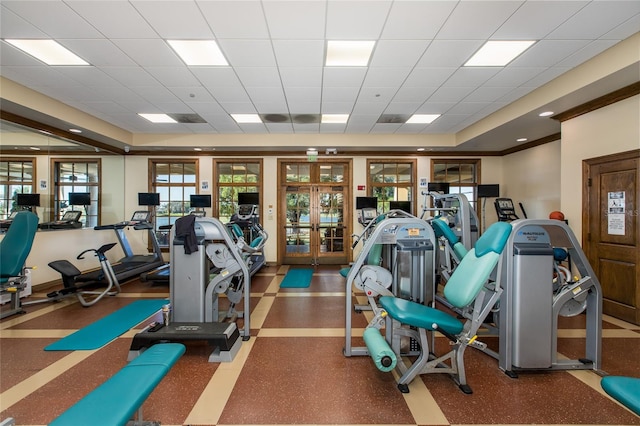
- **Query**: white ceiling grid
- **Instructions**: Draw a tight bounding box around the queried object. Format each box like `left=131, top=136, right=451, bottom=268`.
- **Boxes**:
left=0, top=0, right=638, bottom=151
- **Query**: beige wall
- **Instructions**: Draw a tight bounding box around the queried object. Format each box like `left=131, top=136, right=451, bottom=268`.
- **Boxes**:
left=502, top=140, right=562, bottom=220
left=561, top=94, right=640, bottom=240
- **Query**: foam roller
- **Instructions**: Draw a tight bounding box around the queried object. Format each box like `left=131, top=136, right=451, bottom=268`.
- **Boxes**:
left=363, top=328, right=397, bottom=372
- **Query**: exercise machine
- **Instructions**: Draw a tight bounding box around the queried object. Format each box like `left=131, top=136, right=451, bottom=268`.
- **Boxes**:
left=0, top=211, right=39, bottom=319
left=94, top=210, right=164, bottom=282
left=491, top=219, right=602, bottom=376
left=130, top=216, right=250, bottom=362
left=359, top=222, right=512, bottom=394
left=229, top=192, right=267, bottom=274
left=25, top=243, right=121, bottom=307
left=421, top=192, right=479, bottom=251
left=38, top=210, right=83, bottom=230
left=344, top=214, right=436, bottom=359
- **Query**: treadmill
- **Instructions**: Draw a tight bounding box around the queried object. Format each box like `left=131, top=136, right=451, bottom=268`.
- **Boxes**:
left=39, top=210, right=83, bottom=230
left=94, top=210, right=165, bottom=282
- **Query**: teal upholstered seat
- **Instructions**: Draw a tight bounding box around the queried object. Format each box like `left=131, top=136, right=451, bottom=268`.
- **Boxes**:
left=340, top=243, right=383, bottom=278
left=601, top=376, right=640, bottom=416
left=431, top=218, right=468, bottom=261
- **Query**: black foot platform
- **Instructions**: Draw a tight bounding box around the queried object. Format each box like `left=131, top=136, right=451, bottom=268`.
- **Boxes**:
left=129, top=322, right=241, bottom=363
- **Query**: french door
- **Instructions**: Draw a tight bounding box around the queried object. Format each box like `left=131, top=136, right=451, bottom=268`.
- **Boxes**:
left=279, top=160, right=351, bottom=265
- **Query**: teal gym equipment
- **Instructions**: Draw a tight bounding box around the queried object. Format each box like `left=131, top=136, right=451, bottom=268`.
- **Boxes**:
left=0, top=211, right=39, bottom=319
left=50, top=343, right=185, bottom=426
left=601, top=375, right=640, bottom=416
left=369, top=221, right=512, bottom=394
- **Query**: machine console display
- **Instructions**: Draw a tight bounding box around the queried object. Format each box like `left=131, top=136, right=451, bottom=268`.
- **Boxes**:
left=131, top=210, right=151, bottom=223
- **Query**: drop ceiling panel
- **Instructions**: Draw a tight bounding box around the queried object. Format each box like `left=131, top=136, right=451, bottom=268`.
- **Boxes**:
left=381, top=1, right=455, bottom=39
left=436, top=1, right=521, bottom=40
left=512, top=39, right=591, bottom=67
left=404, top=67, right=458, bottom=88
left=265, top=123, right=294, bottom=133
left=235, top=67, right=282, bottom=88
left=0, top=6, right=48, bottom=38
left=555, top=40, right=620, bottom=68
left=272, top=40, right=325, bottom=67
left=208, top=86, right=252, bottom=104
left=0, top=43, right=43, bottom=66
left=54, top=67, right=121, bottom=87
left=484, top=67, right=547, bottom=88
left=363, top=67, right=412, bottom=88
left=60, top=40, right=138, bottom=67
left=492, top=1, right=588, bottom=39
left=130, top=1, right=214, bottom=39
left=322, top=67, right=367, bottom=87
left=2, top=1, right=103, bottom=38
left=279, top=67, right=323, bottom=88
left=325, top=0, right=391, bottom=39
left=441, top=68, right=501, bottom=88
left=112, top=40, right=184, bottom=67
left=199, top=1, right=269, bottom=39
left=369, top=40, right=429, bottom=67
left=284, top=87, right=322, bottom=104
left=384, top=101, right=423, bottom=114
left=416, top=40, right=484, bottom=68
left=218, top=40, right=277, bottom=67
left=130, top=86, right=181, bottom=104
left=547, top=1, right=640, bottom=39
left=392, top=86, right=438, bottom=103
left=245, top=86, right=287, bottom=104
left=322, top=86, right=360, bottom=103
left=101, top=67, right=161, bottom=87
left=144, top=67, right=201, bottom=87
left=321, top=101, right=356, bottom=113
left=189, top=67, right=243, bottom=89
left=263, top=1, right=327, bottom=39
left=167, top=87, right=217, bottom=104
left=66, top=1, right=157, bottom=38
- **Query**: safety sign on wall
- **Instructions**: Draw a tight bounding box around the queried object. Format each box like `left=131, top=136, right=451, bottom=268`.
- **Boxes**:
left=607, top=191, right=625, bottom=235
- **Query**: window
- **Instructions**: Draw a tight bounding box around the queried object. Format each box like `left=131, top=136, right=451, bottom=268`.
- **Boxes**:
left=214, top=160, right=262, bottom=223
left=52, top=159, right=100, bottom=227
left=367, top=160, right=416, bottom=214
left=431, top=159, right=480, bottom=211
left=150, top=160, right=198, bottom=246
left=0, top=159, right=35, bottom=219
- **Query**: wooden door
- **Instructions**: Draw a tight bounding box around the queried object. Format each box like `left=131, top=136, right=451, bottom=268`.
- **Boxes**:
left=584, top=150, right=640, bottom=324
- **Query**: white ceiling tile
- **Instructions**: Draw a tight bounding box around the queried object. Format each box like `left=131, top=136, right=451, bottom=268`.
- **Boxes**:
left=190, top=67, right=242, bottom=89
left=265, top=123, right=294, bottom=133
left=484, top=67, right=546, bottom=88
left=436, top=1, right=521, bottom=40
left=199, top=1, right=269, bottom=39
left=446, top=102, right=492, bottom=115
left=363, top=67, right=411, bottom=88
left=319, top=123, right=347, bottom=133
left=86, top=85, right=146, bottom=103
left=235, top=123, right=268, bottom=133
left=146, top=67, right=201, bottom=87
left=112, top=40, right=184, bottom=67
left=81, top=101, right=131, bottom=115
left=321, top=102, right=356, bottom=114
left=167, top=86, right=217, bottom=103
left=603, top=14, right=640, bottom=40
left=0, top=43, right=44, bottom=66
left=322, top=67, right=367, bottom=87
left=548, top=1, right=640, bottom=39
left=292, top=123, right=320, bottom=133
left=235, top=67, right=282, bottom=87
left=253, top=100, right=289, bottom=113
left=209, top=86, right=252, bottom=104
left=218, top=40, right=277, bottom=67
left=245, top=86, right=287, bottom=104
left=555, top=40, right=620, bottom=69
left=2, top=1, right=103, bottom=38
left=54, top=67, right=121, bottom=87
left=279, top=67, right=323, bottom=88
left=428, top=86, right=475, bottom=103
left=442, top=68, right=501, bottom=88
left=272, top=40, right=325, bottom=67
left=370, top=40, right=428, bottom=67
left=66, top=1, right=157, bottom=38
left=101, top=67, right=160, bottom=87
left=522, top=67, right=572, bottom=88
left=384, top=101, right=422, bottom=114
left=284, top=87, right=322, bottom=104
left=131, top=86, right=181, bottom=104
left=60, top=40, right=137, bottom=67
left=404, top=67, right=457, bottom=87
left=322, top=86, right=360, bottom=103
left=326, top=1, right=392, bottom=39
left=151, top=102, right=190, bottom=114
left=416, top=40, right=484, bottom=68
left=381, top=1, right=456, bottom=39
left=286, top=102, right=321, bottom=114
left=393, top=86, right=438, bottom=103
left=0, top=5, right=48, bottom=38
left=511, top=40, right=590, bottom=67
left=493, top=1, right=588, bottom=39
left=464, top=86, right=515, bottom=103
left=263, top=1, right=326, bottom=39
left=371, top=123, right=402, bottom=133
left=186, top=102, right=227, bottom=116
left=414, top=102, right=456, bottom=115
left=351, top=101, right=387, bottom=115
left=130, top=1, right=214, bottom=38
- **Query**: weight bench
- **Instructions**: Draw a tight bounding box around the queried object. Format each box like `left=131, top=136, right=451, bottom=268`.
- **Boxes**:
left=601, top=375, right=640, bottom=416
left=50, top=343, right=185, bottom=426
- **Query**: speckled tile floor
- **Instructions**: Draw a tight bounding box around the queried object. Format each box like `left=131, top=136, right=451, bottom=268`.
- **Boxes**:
left=1, top=264, right=639, bottom=425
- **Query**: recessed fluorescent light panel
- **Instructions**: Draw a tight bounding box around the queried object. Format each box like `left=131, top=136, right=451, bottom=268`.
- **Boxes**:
left=4, top=39, right=88, bottom=65
left=326, top=41, right=375, bottom=66
left=322, top=114, right=349, bottom=124
left=406, top=114, right=440, bottom=124
left=464, top=40, right=535, bottom=67
left=167, top=40, right=228, bottom=66
left=231, top=114, right=262, bottom=124
left=138, top=113, right=177, bottom=123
